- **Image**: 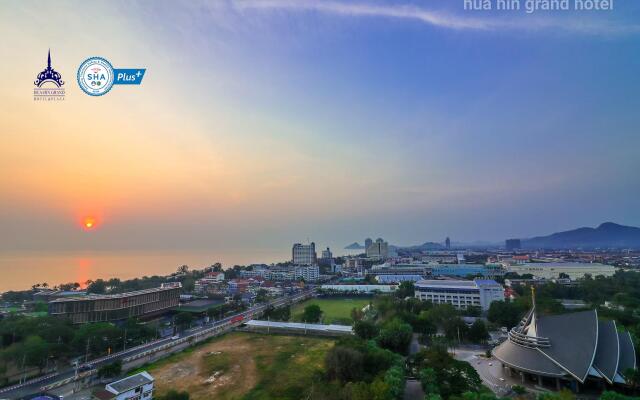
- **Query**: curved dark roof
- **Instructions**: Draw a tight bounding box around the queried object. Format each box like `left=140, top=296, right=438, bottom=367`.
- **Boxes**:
left=593, top=320, right=620, bottom=383
left=618, top=331, right=636, bottom=378
left=493, top=339, right=566, bottom=377
left=536, top=310, right=598, bottom=382
left=493, top=309, right=636, bottom=384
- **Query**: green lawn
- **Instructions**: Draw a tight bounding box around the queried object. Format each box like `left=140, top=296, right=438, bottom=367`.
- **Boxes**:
left=291, top=297, right=371, bottom=324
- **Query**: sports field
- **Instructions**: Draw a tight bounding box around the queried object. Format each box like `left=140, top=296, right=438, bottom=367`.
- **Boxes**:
left=139, top=332, right=334, bottom=400
left=291, top=297, right=371, bottom=324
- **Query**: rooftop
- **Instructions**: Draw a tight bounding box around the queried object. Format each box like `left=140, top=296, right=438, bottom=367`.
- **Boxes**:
left=493, top=304, right=636, bottom=385
left=106, top=371, right=154, bottom=394
left=49, top=286, right=179, bottom=303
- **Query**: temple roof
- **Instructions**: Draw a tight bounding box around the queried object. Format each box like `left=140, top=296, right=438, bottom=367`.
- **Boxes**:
left=593, top=320, right=620, bottom=383
left=493, top=307, right=635, bottom=384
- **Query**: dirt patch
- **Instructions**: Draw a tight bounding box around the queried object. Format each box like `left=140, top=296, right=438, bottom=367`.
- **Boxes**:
left=151, top=334, right=259, bottom=400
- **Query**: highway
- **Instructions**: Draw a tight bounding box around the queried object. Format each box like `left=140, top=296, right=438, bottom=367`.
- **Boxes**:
left=0, top=289, right=314, bottom=399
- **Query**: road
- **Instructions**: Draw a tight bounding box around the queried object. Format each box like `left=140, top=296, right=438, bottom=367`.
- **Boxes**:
left=0, top=289, right=314, bottom=399
left=453, top=347, right=512, bottom=397
left=404, top=379, right=425, bottom=400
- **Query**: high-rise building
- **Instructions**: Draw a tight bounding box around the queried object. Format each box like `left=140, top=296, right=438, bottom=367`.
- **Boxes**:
left=321, top=247, right=332, bottom=259
left=364, top=238, right=373, bottom=250
left=366, top=238, right=389, bottom=259
left=445, top=237, right=451, bottom=249
left=292, top=242, right=317, bottom=265
left=505, top=239, right=522, bottom=250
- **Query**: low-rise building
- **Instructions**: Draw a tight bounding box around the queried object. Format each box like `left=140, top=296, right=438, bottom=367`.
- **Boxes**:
left=414, top=279, right=504, bottom=311
left=320, top=284, right=397, bottom=293
left=94, top=371, right=154, bottom=400
left=49, top=284, right=181, bottom=324
left=295, top=265, right=319, bottom=282
left=506, top=262, right=616, bottom=280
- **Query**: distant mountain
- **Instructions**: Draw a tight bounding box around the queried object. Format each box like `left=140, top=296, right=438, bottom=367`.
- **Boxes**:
left=522, top=222, right=640, bottom=249
left=395, top=241, right=444, bottom=251
left=344, top=242, right=365, bottom=250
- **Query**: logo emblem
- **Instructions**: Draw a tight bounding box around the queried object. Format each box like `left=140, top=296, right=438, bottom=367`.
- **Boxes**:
left=34, top=49, right=65, bottom=101
left=77, top=56, right=146, bottom=96
left=77, top=57, right=115, bottom=96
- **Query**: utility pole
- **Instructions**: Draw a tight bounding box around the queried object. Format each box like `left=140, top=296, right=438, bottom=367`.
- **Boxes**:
left=85, top=337, right=90, bottom=363
left=123, top=328, right=128, bottom=352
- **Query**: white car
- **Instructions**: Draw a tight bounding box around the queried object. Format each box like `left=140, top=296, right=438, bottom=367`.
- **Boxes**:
left=171, top=335, right=180, bottom=340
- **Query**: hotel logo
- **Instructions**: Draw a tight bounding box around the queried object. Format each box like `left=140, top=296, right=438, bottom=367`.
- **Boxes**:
left=34, top=50, right=65, bottom=101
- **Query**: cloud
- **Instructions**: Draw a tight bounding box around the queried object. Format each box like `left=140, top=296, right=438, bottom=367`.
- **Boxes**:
left=233, top=0, right=640, bottom=35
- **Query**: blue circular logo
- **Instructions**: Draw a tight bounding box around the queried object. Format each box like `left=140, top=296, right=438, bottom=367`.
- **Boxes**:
left=77, top=57, right=114, bottom=96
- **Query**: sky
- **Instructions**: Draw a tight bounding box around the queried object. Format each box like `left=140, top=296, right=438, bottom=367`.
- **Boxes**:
left=1, top=0, right=639, bottom=254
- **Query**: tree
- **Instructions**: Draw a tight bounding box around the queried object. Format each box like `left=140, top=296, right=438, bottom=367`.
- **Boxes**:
left=443, top=317, right=468, bottom=342
left=420, top=368, right=439, bottom=396
left=302, top=304, right=322, bottom=323
left=351, top=307, right=365, bottom=321
left=384, top=364, right=405, bottom=399
left=625, top=367, right=640, bottom=394
left=255, top=289, right=268, bottom=304
left=371, top=376, right=392, bottom=400
left=325, top=346, right=364, bottom=382
left=87, top=279, right=107, bottom=294
left=467, top=320, right=489, bottom=344
left=71, top=323, right=122, bottom=358
left=487, top=300, right=525, bottom=329
left=377, top=319, right=413, bottom=354
left=354, top=320, right=379, bottom=340
left=98, top=360, right=122, bottom=378
left=5, top=335, right=49, bottom=371
left=396, top=281, right=415, bottom=299
left=174, top=312, right=194, bottom=330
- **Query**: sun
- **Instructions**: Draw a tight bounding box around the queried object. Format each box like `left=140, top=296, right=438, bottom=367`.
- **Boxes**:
left=83, top=217, right=96, bottom=230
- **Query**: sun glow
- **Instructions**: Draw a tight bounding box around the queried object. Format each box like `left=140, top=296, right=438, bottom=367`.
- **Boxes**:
left=83, top=217, right=96, bottom=230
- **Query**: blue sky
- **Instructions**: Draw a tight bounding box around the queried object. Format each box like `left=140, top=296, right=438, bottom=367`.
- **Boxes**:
left=1, top=0, right=639, bottom=253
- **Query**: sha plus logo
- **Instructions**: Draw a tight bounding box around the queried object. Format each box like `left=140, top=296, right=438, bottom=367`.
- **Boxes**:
left=34, top=50, right=65, bottom=101
left=77, top=56, right=145, bottom=96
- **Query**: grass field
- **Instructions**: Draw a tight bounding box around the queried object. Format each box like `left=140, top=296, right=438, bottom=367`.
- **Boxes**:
left=136, top=332, right=334, bottom=400
left=291, top=297, right=371, bottom=324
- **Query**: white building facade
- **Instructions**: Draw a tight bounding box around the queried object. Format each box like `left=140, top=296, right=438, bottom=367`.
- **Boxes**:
left=414, top=279, right=504, bottom=311
left=295, top=265, right=319, bottom=282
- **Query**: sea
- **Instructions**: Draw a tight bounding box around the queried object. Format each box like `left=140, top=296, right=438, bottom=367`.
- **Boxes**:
left=0, top=248, right=363, bottom=292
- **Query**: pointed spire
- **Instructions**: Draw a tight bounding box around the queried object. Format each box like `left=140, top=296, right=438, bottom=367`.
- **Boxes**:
left=531, top=285, right=536, bottom=310
left=48, top=49, right=51, bottom=68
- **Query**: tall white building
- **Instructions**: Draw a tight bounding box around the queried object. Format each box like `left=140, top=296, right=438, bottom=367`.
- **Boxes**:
left=414, top=279, right=504, bottom=311
left=366, top=238, right=389, bottom=259
left=292, top=242, right=317, bottom=265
